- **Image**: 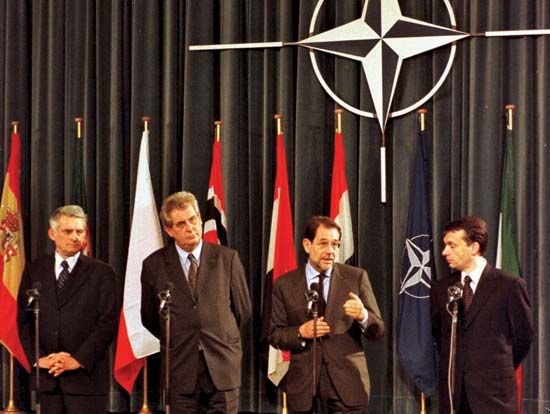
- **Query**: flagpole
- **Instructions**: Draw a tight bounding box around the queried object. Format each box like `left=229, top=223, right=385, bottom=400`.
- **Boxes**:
left=335, top=108, right=343, bottom=134
left=75, top=117, right=83, bottom=139
left=505, top=104, right=515, bottom=131
left=1, top=121, right=24, bottom=414
left=416, top=108, right=429, bottom=414
left=137, top=116, right=153, bottom=414
left=273, top=114, right=288, bottom=414
left=380, top=131, right=387, bottom=204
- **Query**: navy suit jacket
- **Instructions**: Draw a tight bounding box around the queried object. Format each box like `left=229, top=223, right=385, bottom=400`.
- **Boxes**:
left=430, top=264, right=534, bottom=414
left=17, top=254, right=116, bottom=395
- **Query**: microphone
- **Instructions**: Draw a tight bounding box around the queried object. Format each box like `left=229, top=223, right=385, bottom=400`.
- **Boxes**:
left=305, top=283, right=320, bottom=313
left=26, top=281, right=41, bottom=307
left=158, top=282, right=174, bottom=313
left=447, top=282, right=464, bottom=304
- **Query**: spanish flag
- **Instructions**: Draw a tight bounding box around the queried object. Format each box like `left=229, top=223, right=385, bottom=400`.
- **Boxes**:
left=0, top=130, right=30, bottom=372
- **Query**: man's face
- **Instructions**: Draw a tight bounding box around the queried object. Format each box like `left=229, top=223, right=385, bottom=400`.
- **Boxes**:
left=48, top=215, right=87, bottom=258
left=303, top=224, right=341, bottom=273
left=164, top=204, right=203, bottom=252
left=441, top=229, right=478, bottom=272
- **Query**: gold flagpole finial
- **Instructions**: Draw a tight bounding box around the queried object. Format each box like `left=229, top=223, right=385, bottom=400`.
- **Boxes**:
left=142, top=116, right=151, bottom=132
left=10, top=121, right=19, bottom=134
left=417, top=108, right=428, bottom=132
left=505, top=104, right=515, bottom=131
left=335, top=108, right=344, bottom=133
left=274, top=114, right=283, bottom=135
left=214, top=120, right=223, bottom=142
left=74, top=117, right=83, bottom=139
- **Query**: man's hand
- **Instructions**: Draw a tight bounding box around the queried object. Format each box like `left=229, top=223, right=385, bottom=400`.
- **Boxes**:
left=343, top=292, right=367, bottom=321
left=47, top=352, right=81, bottom=377
left=298, top=316, right=331, bottom=339
left=37, top=355, right=56, bottom=369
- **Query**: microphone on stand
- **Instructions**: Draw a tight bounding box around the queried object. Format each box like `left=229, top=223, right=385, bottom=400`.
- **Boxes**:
left=158, top=282, right=174, bottom=314
left=447, top=282, right=464, bottom=304
left=305, top=283, right=320, bottom=315
left=26, top=281, right=42, bottom=307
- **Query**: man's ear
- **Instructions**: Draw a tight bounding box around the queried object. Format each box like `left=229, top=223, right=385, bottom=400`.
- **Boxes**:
left=163, top=225, right=174, bottom=239
left=470, top=241, right=480, bottom=256
left=48, top=227, right=56, bottom=242
left=302, top=238, right=311, bottom=254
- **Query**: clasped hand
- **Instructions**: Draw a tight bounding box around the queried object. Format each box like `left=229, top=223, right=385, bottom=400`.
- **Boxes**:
left=38, top=352, right=81, bottom=377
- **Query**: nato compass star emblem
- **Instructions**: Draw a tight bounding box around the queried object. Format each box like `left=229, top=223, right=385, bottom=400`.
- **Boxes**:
left=400, top=234, right=432, bottom=299
left=190, top=0, right=550, bottom=134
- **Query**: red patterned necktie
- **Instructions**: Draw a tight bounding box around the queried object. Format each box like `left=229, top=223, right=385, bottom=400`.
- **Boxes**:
left=187, top=253, right=198, bottom=297
left=463, top=275, right=473, bottom=312
left=57, top=260, right=71, bottom=289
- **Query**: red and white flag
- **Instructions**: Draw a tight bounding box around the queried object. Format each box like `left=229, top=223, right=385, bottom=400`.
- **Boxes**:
left=203, top=138, right=227, bottom=245
left=330, top=129, right=354, bottom=263
left=0, top=131, right=30, bottom=372
left=114, top=130, right=163, bottom=393
left=266, top=131, right=297, bottom=385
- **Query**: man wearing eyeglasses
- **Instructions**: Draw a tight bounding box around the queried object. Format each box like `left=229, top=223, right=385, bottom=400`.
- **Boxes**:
left=140, top=191, right=251, bottom=414
left=269, top=216, right=384, bottom=414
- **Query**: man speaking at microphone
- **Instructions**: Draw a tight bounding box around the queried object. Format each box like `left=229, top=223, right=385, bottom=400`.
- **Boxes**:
left=430, top=216, right=534, bottom=414
left=269, top=216, right=384, bottom=413
left=140, top=191, right=251, bottom=414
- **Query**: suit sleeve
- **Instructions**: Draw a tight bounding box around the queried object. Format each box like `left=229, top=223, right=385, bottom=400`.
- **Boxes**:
left=268, top=279, right=304, bottom=352
left=140, top=258, right=161, bottom=339
left=359, top=270, right=385, bottom=341
left=73, top=264, right=117, bottom=373
left=508, top=277, right=534, bottom=367
left=229, top=250, right=252, bottom=334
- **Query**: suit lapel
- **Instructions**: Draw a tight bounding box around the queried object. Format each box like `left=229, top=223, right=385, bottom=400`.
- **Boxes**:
left=196, top=242, right=217, bottom=298
left=464, top=264, right=497, bottom=328
left=164, top=244, right=194, bottom=301
left=289, top=267, right=309, bottom=312
left=56, top=255, right=90, bottom=307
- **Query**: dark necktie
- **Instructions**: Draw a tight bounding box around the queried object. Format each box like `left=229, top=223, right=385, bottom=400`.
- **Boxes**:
left=58, top=260, right=71, bottom=289
left=187, top=253, right=198, bottom=297
left=317, top=273, right=327, bottom=316
left=463, top=275, right=473, bottom=312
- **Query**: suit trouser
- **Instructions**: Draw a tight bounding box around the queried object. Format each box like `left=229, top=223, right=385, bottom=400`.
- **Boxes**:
left=170, top=351, right=240, bottom=414
left=40, top=387, right=105, bottom=414
left=289, top=363, right=368, bottom=414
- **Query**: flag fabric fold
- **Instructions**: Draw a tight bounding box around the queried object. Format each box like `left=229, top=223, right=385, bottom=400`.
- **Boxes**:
left=496, top=126, right=523, bottom=414
left=72, top=132, right=93, bottom=256
left=396, top=131, right=436, bottom=396
left=330, top=129, right=354, bottom=263
left=265, top=131, right=297, bottom=386
left=0, top=131, right=31, bottom=372
left=114, top=130, right=163, bottom=393
left=203, top=138, right=227, bottom=245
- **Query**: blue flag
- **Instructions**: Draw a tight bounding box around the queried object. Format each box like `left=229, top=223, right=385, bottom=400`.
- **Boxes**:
left=396, top=131, right=437, bottom=396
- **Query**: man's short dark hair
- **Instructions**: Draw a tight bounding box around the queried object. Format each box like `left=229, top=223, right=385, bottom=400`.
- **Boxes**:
left=443, top=215, right=489, bottom=255
left=302, top=216, right=342, bottom=241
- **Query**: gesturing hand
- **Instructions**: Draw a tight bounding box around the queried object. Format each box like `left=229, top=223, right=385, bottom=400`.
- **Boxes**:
left=343, top=292, right=366, bottom=321
left=298, top=317, right=331, bottom=339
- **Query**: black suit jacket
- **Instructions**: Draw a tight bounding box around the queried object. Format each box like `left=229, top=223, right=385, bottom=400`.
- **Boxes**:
left=430, top=264, right=534, bottom=414
left=17, top=254, right=116, bottom=395
left=268, top=263, right=384, bottom=412
left=140, top=242, right=252, bottom=394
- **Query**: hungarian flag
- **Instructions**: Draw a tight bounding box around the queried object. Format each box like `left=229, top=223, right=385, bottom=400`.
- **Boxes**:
left=330, top=128, right=354, bottom=263
left=496, top=126, right=523, bottom=413
left=265, top=131, right=297, bottom=385
left=71, top=129, right=93, bottom=256
left=0, top=131, right=30, bottom=372
left=396, top=131, right=436, bottom=397
left=203, top=138, right=227, bottom=245
left=114, top=130, right=163, bottom=393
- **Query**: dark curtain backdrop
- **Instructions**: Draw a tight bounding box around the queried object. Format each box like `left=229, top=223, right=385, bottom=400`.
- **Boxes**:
left=1, top=1, right=548, bottom=413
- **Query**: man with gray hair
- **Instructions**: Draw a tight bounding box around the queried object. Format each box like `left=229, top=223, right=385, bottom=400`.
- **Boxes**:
left=141, top=191, right=251, bottom=414
left=17, top=205, right=116, bottom=413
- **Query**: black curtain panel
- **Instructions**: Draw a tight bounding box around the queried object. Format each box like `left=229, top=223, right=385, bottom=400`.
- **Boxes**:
left=1, top=1, right=548, bottom=413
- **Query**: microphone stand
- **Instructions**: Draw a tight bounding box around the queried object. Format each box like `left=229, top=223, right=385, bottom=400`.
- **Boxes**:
left=311, top=302, right=318, bottom=397
left=26, top=292, right=41, bottom=414
left=446, top=300, right=460, bottom=414
left=159, top=295, right=172, bottom=414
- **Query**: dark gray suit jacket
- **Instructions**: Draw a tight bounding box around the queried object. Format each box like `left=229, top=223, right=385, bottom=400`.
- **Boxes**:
left=17, top=254, right=116, bottom=395
left=140, top=242, right=251, bottom=394
left=268, top=263, right=384, bottom=412
left=430, top=264, right=534, bottom=414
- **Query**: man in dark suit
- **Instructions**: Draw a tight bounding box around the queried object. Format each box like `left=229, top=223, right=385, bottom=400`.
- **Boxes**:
left=269, top=216, right=384, bottom=414
left=17, top=205, right=116, bottom=414
left=141, top=191, right=251, bottom=414
left=431, top=216, right=534, bottom=414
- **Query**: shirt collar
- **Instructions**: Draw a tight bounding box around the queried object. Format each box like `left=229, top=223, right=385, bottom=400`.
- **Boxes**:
left=461, top=256, right=487, bottom=289
left=305, top=261, right=332, bottom=286
left=55, top=251, right=80, bottom=272
left=175, top=240, right=203, bottom=265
